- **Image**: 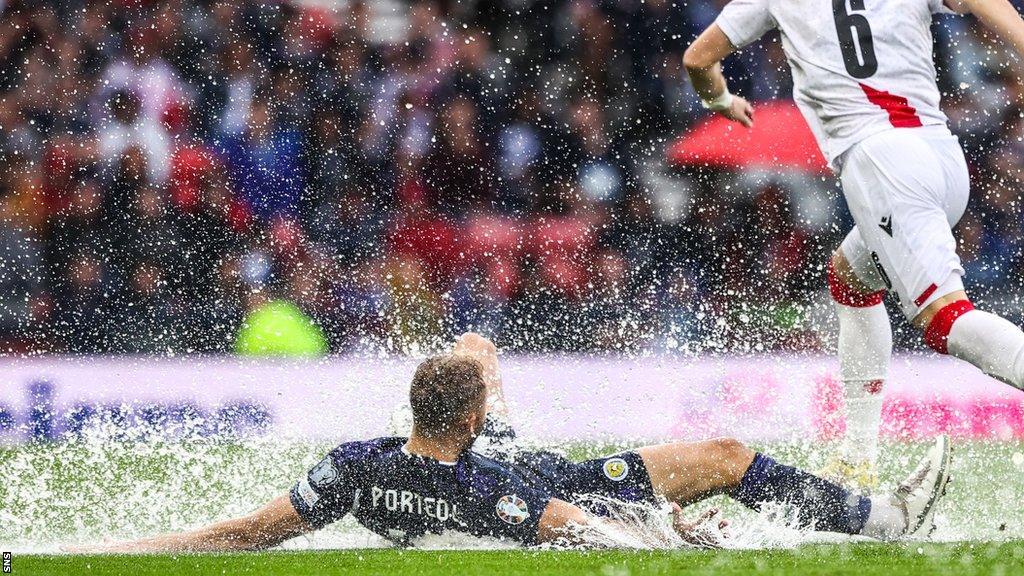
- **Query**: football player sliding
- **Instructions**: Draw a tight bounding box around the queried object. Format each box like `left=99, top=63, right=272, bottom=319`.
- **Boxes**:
left=684, top=0, right=1024, bottom=491
left=72, top=334, right=950, bottom=552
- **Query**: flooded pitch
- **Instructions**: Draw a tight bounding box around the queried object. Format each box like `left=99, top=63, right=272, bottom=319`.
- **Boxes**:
left=2, top=425, right=1021, bottom=553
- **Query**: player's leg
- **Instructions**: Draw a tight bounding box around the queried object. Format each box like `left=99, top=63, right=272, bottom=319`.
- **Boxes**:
left=915, top=289, right=1024, bottom=388
left=842, top=129, right=1024, bottom=390
left=638, top=440, right=887, bottom=534
left=635, top=439, right=755, bottom=504
left=635, top=436, right=950, bottom=540
left=827, top=232, right=892, bottom=487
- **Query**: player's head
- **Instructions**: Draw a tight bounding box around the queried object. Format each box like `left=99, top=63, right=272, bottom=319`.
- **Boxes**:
left=409, top=354, right=487, bottom=445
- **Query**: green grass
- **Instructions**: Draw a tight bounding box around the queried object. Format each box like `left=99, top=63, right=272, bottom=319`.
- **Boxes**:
left=14, top=543, right=1024, bottom=576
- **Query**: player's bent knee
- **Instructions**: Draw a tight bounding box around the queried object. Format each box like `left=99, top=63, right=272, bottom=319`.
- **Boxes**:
left=923, top=298, right=975, bottom=354
left=706, top=437, right=755, bottom=484
left=828, top=254, right=885, bottom=308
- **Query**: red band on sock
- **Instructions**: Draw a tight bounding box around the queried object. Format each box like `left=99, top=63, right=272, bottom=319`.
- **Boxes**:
left=864, top=380, right=884, bottom=395
left=828, top=260, right=885, bottom=307
left=924, top=300, right=975, bottom=354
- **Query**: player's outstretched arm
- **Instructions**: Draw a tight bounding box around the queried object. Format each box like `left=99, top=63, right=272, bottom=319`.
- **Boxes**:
left=535, top=498, right=603, bottom=545
left=683, top=24, right=754, bottom=128
left=66, top=494, right=312, bottom=553
left=453, top=332, right=510, bottom=421
left=948, top=0, right=1024, bottom=60
left=536, top=498, right=723, bottom=548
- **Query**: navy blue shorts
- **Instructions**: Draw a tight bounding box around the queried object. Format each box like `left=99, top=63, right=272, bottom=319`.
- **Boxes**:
left=506, top=449, right=657, bottom=512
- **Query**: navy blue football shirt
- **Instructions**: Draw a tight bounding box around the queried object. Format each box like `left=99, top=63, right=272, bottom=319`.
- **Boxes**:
left=289, top=437, right=554, bottom=546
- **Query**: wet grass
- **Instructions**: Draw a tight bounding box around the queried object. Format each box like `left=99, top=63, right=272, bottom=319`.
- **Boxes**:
left=16, top=542, right=1024, bottom=576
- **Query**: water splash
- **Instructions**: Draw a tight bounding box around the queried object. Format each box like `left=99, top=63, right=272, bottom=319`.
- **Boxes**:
left=545, top=495, right=808, bottom=550
left=3, top=422, right=1021, bottom=553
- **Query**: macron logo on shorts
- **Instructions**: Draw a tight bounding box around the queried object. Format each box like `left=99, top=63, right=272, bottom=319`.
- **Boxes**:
left=879, top=215, right=893, bottom=237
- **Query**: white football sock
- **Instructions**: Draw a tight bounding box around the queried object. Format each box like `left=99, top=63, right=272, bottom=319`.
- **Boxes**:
left=947, top=309, right=1024, bottom=390
left=859, top=497, right=906, bottom=541
left=836, top=301, right=891, bottom=465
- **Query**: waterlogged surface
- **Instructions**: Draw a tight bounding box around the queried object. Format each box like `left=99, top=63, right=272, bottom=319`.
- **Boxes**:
left=2, top=432, right=1022, bottom=553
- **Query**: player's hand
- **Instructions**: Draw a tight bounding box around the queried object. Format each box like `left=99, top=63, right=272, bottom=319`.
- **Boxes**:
left=61, top=538, right=125, bottom=554
left=671, top=504, right=729, bottom=549
left=720, top=95, right=754, bottom=128
left=454, top=332, right=510, bottom=418
left=453, top=332, right=497, bottom=359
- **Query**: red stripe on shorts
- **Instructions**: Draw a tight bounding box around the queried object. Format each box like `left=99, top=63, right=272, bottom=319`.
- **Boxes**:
left=913, top=283, right=938, bottom=307
left=859, top=83, right=924, bottom=128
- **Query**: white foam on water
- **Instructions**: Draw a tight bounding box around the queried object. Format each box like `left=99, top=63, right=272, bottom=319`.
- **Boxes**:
left=541, top=495, right=808, bottom=551
left=0, top=429, right=801, bottom=554
left=2, top=420, right=1020, bottom=553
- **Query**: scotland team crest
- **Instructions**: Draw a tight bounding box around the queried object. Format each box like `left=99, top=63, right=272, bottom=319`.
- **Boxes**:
left=495, top=494, right=529, bottom=525
left=602, top=457, right=629, bottom=482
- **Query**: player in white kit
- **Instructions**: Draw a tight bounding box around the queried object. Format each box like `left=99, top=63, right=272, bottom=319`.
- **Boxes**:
left=684, top=0, right=1024, bottom=489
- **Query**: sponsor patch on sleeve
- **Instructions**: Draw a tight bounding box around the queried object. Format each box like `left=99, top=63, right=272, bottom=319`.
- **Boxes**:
left=495, top=494, right=530, bottom=525
left=310, top=457, right=339, bottom=488
left=296, top=476, right=320, bottom=508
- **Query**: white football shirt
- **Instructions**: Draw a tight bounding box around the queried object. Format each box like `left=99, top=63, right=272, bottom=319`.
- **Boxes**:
left=716, top=0, right=957, bottom=166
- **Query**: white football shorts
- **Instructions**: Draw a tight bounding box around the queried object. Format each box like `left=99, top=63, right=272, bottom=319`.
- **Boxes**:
left=837, top=126, right=971, bottom=320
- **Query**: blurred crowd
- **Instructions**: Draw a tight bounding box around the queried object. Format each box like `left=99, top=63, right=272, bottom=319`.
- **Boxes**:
left=1, top=0, right=1023, bottom=355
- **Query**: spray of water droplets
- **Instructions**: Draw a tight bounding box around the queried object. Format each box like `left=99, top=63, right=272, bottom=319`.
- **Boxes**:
left=3, top=416, right=1022, bottom=553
